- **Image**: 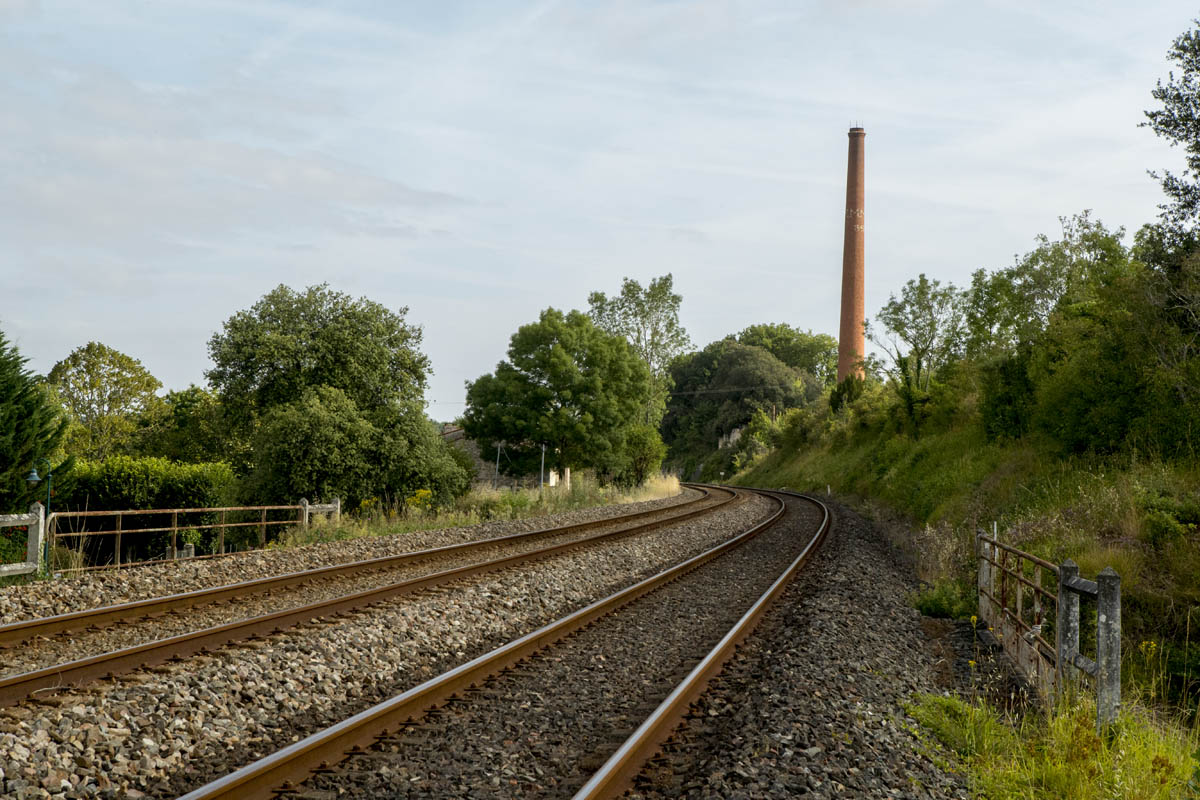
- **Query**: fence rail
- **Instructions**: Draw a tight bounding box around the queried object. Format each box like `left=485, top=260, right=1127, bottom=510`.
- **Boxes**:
left=976, top=532, right=1121, bottom=732
left=42, top=498, right=340, bottom=573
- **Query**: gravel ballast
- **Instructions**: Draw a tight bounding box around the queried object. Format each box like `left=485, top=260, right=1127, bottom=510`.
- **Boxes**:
left=299, top=492, right=823, bottom=799
left=0, top=490, right=693, bottom=625
left=629, top=496, right=969, bottom=799
left=1, top=491, right=723, bottom=679
left=0, top=493, right=770, bottom=800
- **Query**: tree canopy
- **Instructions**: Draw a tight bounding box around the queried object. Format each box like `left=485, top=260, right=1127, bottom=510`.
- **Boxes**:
left=588, top=274, right=690, bottom=425
left=463, top=308, right=652, bottom=479
left=47, top=342, right=161, bottom=460
left=736, top=324, right=838, bottom=385
left=207, top=283, right=429, bottom=425
left=0, top=329, right=69, bottom=513
left=662, top=340, right=810, bottom=470
left=207, top=284, right=468, bottom=506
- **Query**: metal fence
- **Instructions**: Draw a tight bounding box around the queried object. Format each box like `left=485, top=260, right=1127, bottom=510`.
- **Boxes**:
left=976, top=532, right=1122, bottom=732
left=43, top=498, right=340, bottom=573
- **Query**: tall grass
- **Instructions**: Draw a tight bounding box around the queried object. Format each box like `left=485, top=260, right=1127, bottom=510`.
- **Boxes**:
left=907, top=693, right=1199, bottom=799
left=270, top=473, right=681, bottom=550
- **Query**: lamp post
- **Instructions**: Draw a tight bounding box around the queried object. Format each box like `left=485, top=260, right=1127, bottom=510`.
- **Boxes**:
left=26, top=458, right=53, bottom=565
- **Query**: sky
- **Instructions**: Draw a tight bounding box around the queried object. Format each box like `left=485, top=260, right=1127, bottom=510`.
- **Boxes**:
left=1, top=0, right=1195, bottom=417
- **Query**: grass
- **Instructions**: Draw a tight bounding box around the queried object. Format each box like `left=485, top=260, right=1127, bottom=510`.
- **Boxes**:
left=907, top=693, right=1199, bottom=799
left=269, top=473, right=682, bottom=550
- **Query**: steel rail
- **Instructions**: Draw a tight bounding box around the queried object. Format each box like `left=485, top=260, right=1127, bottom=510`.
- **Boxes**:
left=0, top=487, right=738, bottom=708
left=0, top=485, right=716, bottom=650
left=573, top=488, right=831, bottom=800
left=174, top=488, right=786, bottom=800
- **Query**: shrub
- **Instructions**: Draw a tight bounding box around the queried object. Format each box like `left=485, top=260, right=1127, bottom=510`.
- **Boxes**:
left=57, top=456, right=237, bottom=558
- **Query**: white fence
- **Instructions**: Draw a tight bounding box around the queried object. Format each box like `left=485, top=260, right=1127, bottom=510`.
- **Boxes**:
left=0, top=503, right=45, bottom=577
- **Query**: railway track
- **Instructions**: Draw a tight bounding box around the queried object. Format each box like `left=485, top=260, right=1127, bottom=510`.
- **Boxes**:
left=177, top=488, right=828, bottom=800
left=0, top=485, right=738, bottom=707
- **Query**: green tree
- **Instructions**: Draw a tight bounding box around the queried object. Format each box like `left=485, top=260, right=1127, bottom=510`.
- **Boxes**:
left=0, top=330, right=69, bottom=514
left=662, top=340, right=810, bottom=471
left=618, top=424, right=667, bottom=486
left=47, top=342, right=161, bottom=460
left=208, top=284, right=468, bottom=505
left=207, top=284, right=429, bottom=426
left=588, top=274, right=691, bottom=425
left=736, top=324, right=838, bottom=386
left=1144, top=20, right=1200, bottom=226
left=463, top=308, right=651, bottom=480
left=873, top=274, right=965, bottom=393
left=134, top=386, right=243, bottom=465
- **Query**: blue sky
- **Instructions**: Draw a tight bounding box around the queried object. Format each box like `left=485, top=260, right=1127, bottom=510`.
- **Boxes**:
left=1, top=0, right=1194, bottom=415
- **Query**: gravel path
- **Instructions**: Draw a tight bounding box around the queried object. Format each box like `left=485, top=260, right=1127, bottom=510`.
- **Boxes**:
left=0, top=491, right=692, bottom=625
left=0, top=493, right=770, bottom=800
left=628, top=496, right=969, bottom=799
left=298, top=493, right=822, bottom=799
left=2, top=491, right=723, bottom=679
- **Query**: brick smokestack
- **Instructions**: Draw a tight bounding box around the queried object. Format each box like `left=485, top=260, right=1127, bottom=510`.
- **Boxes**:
left=837, top=126, right=866, bottom=382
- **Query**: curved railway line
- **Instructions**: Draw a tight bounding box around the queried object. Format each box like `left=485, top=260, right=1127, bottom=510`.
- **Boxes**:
left=0, top=485, right=740, bottom=707
left=176, top=488, right=830, bottom=800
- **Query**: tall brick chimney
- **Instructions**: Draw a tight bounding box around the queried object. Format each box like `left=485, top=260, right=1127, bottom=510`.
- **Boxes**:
left=837, top=126, right=866, bottom=382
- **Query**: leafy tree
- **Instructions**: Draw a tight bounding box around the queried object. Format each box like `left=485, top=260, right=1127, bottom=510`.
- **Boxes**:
left=207, top=284, right=429, bottom=426
left=873, top=274, right=965, bottom=393
left=965, top=213, right=1128, bottom=358
left=47, top=342, right=161, bottom=460
left=1144, top=21, right=1200, bottom=226
left=463, top=308, right=651, bottom=480
left=0, top=330, right=69, bottom=513
left=588, top=274, right=691, bottom=425
left=617, top=424, right=667, bottom=487
left=662, top=340, right=810, bottom=470
left=209, top=284, right=468, bottom=505
left=134, top=386, right=244, bottom=465
left=737, top=324, right=838, bottom=386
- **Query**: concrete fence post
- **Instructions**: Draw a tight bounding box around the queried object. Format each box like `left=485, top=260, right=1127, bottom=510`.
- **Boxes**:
left=1056, top=559, right=1081, bottom=696
left=299, top=499, right=309, bottom=530
left=333, top=497, right=341, bottom=525
left=28, top=503, right=45, bottom=570
left=1097, top=567, right=1122, bottom=734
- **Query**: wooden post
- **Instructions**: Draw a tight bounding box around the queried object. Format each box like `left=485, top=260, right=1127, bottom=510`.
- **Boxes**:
left=115, top=513, right=122, bottom=568
left=1057, top=559, right=1081, bottom=696
left=171, top=511, right=179, bottom=559
left=259, top=508, right=267, bottom=548
left=1097, top=567, right=1122, bottom=734
left=299, top=499, right=309, bottom=530
left=218, top=510, right=226, bottom=554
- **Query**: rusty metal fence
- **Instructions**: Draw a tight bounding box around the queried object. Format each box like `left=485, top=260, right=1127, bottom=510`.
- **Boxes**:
left=976, top=532, right=1122, bottom=732
left=45, top=498, right=341, bottom=573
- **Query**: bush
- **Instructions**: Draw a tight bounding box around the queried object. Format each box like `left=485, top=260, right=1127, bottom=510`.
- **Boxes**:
left=57, top=456, right=237, bottom=559
left=912, top=578, right=977, bottom=619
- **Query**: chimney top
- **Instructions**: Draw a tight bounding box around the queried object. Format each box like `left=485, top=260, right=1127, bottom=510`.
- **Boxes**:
left=849, top=126, right=865, bottom=134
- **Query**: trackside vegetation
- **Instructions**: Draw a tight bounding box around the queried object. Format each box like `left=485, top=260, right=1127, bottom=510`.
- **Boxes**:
left=731, top=19, right=1200, bottom=797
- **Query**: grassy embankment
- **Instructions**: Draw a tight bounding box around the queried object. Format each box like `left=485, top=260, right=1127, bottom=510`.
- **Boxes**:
left=736, top=428, right=1200, bottom=797
left=270, top=472, right=681, bottom=549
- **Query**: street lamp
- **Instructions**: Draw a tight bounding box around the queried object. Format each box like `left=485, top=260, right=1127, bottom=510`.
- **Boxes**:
left=26, top=458, right=53, bottom=565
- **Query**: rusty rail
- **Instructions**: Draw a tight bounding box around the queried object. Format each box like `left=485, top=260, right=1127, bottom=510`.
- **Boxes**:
left=175, top=486, right=792, bottom=800
left=0, top=487, right=714, bottom=650
left=573, top=489, right=830, bottom=799
left=0, top=486, right=734, bottom=707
